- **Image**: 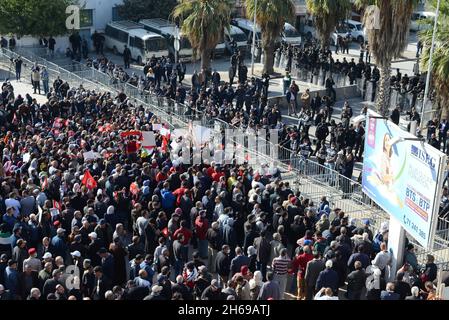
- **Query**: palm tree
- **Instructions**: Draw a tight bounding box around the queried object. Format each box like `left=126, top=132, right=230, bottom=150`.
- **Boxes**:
left=246, top=0, right=295, bottom=74
left=305, top=0, right=351, bottom=48
left=355, top=0, right=418, bottom=116
left=172, top=0, right=232, bottom=71
left=420, top=14, right=449, bottom=119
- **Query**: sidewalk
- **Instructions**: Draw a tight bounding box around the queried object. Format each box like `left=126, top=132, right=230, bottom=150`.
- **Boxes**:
left=0, top=69, right=48, bottom=104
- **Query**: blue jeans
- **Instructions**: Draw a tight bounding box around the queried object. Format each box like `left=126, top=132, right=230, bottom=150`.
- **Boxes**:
left=43, top=80, right=49, bottom=94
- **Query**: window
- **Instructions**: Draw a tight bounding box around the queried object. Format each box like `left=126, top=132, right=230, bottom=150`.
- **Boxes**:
left=117, top=30, right=128, bottom=43
left=284, top=27, right=300, bottom=38
left=180, top=37, right=192, bottom=49
left=232, top=33, right=247, bottom=43
left=112, top=7, right=121, bottom=21
left=146, top=38, right=167, bottom=52
left=133, top=37, right=144, bottom=50
left=80, top=9, right=94, bottom=28
left=105, top=25, right=118, bottom=39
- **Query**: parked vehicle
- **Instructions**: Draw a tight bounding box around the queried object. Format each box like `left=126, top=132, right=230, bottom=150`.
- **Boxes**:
left=104, top=21, right=168, bottom=65
left=304, top=17, right=366, bottom=45
left=224, top=25, right=248, bottom=54
left=140, top=18, right=193, bottom=61
left=410, top=11, right=436, bottom=32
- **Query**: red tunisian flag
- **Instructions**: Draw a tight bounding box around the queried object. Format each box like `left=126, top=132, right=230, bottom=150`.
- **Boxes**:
left=81, top=170, right=97, bottom=190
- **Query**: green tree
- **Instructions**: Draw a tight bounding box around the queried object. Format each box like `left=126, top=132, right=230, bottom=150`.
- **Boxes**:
left=355, top=0, right=418, bottom=116
left=116, top=0, right=177, bottom=22
left=246, top=0, right=295, bottom=74
left=305, top=0, right=351, bottom=48
left=420, top=1, right=449, bottom=118
left=172, top=0, right=232, bottom=72
left=0, top=0, right=74, bottom=37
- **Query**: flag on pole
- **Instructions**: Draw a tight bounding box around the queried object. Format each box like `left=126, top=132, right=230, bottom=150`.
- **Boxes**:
left=161, top=135, right=169, bottom=152
left=81, top=170, right=97, bottom=190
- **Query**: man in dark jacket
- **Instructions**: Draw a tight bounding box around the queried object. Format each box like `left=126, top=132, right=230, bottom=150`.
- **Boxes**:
left=346, top=261, right=366, bottom=300
left=206, top=222, right=221, bottom=273
left=124, top=279, right=149, bottom=300
left=253, top=230, right=271, bottom=280
left=92, top=266, right=112, bottom=300
left=123, top=45, right=132, bottom=69
left=304, top=252, right=325, bottom=300
left=380, top=282, right=400, bottom=300
left=42, top=269, right=62, bottom=298
left=18, top=264, right=39, bottom=299
left=215, top=245, right=231, bottom=286
left=201, top=279, right=227, bottom=300
left=316, top=260, right=339, bottom=295
left=393, top=272, right=411, bottom=300
left=50, top=228, right=67, bottom=259
left=230, top=247, right=250, bottom=276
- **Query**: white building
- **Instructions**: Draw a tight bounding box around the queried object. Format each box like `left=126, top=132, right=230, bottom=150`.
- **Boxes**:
left=5, top=0, right=124, bottom=53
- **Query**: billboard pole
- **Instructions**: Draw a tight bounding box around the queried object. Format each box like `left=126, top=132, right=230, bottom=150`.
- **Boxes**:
left=428, top=154, right=447, bottom=250
left=388, top=216, right=406, bottom=282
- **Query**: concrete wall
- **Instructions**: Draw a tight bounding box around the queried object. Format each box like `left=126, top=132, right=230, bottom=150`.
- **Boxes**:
left=268, top=85, right=361, bottom=109
left=81, top=0, right=123, bottom=32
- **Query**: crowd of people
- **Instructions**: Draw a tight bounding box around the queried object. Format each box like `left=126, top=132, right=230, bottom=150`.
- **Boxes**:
left=1, top=67, right=447, bottom=301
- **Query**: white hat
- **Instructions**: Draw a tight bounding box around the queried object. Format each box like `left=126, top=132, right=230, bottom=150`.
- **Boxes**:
left=56, top=228, right=66, bottom=234
left=325, top=260, right=333, bottom=268
left=88, top=232, right=98, bottom=239
left=71, top=251, right=81, bottom=258
left=151, top=285, right=163, bottom=293
left=43, top=252, right=53, bottom=260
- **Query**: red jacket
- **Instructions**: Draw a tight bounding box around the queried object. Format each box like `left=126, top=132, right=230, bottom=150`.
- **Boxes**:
left=195, top=216, right=209, bottom=240
left=173, top=227, right=192, bottom=246
left=291, top=253, right=314, bottom=279
left=211, top=171, right=224, bottom=182
left=173, top=187, right=188, bottom=206
left=156, top=172, right=167, bottom=182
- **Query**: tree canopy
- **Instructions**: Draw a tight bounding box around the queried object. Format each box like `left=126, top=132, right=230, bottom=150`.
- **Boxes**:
left=420, top=0, right=449, bottom=117
left=306, top=0, right=351, bottom=47
left=116, top=0, right=178, bottom=22
left=0, top=0, right=74, bottom=37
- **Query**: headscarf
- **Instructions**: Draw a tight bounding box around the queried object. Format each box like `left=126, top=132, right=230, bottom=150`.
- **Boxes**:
left=249, top=271, right=263, bottom=289
left=106, top=206, right=115, bottom=215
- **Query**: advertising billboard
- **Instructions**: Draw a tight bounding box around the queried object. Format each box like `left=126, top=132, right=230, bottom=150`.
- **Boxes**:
left=362, top=110, right=446, bottom=249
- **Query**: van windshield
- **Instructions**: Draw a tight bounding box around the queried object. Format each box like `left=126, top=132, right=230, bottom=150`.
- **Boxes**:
left=180, top=37, right=192, bottom=50
left=284, top=28, right=300, bottom=38
left=146, top=38, right=167, bottom=51
left=232, top=33, right=248, bottom=43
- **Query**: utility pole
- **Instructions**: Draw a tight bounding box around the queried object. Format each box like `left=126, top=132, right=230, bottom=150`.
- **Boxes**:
left=251, top=0, right=258, bottom=75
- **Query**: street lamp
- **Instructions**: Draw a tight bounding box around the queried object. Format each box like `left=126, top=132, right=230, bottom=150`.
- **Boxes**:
left=420, top=0, right=441, bottom=129
left=174, top=17, right=181, bottom=64
left=251, top=0, right=258, bottom=75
